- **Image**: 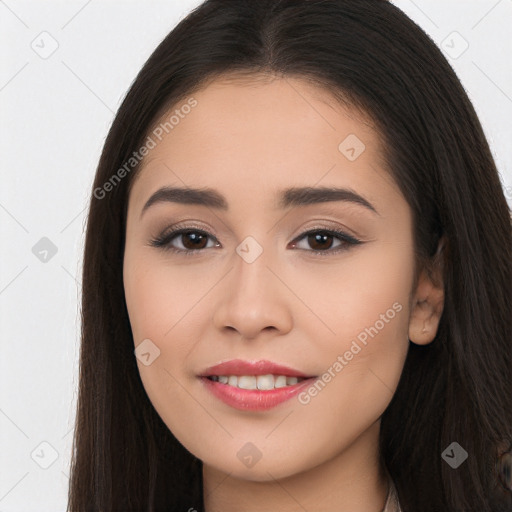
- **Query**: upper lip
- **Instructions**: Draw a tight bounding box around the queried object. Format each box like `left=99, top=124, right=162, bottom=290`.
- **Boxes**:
left=199, top=359, right=315, bottom=378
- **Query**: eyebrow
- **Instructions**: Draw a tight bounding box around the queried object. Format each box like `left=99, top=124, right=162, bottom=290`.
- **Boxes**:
left=139, top=185, right=378, bottom=219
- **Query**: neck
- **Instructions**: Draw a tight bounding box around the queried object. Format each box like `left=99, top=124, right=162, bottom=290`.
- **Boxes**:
left=202, top=420, right=389, bottom=512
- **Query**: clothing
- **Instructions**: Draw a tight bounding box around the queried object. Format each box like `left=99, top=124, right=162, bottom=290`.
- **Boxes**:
left=382, top=473, right=402, bottom=512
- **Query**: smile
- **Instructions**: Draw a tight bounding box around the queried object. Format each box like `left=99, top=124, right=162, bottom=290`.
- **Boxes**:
left=207, top=374, right=306, bottom=389
left=198, top=359, right=317, bottom=411
left=200, top=376, right=316, bottom=411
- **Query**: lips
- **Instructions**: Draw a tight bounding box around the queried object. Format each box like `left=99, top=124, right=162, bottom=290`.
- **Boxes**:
left=199, top=358, right=315, bottom=378
left=198, top=359, right=317, bottom=411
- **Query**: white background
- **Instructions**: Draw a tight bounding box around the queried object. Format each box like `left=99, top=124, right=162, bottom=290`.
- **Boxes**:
left=0, top=1, right=511, bottom=510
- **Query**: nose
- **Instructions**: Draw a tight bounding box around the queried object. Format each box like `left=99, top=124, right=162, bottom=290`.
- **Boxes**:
left=212, top=244, right=294, bottom=341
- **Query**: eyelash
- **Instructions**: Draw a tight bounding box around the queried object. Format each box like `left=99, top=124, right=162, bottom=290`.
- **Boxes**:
left=149, top=223, right=362, bottom=257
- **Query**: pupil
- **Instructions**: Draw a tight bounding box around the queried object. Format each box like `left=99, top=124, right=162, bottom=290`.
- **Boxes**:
left=309, top=233, right=332, bottom=250
left=184, top=231, right=207, bottom=249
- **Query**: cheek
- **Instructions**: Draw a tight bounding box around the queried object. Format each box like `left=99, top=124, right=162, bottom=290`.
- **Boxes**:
left=123, top=258, right=215, bottom=444
left=123, top=254, right=212, bottom=402
left=124, top=259, right=216, bottom=422
left=124, top=254, right=205, bottom=344
left=298, top=240, right=413, bottom=341
left=298, top=242, right=413, bottom=399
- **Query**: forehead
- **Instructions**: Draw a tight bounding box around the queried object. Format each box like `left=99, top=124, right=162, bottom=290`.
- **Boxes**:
left=128, top=74, right=396, bottom=213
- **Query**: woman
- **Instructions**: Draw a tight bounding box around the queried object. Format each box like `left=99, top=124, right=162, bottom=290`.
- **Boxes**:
left=67, top=1, right=512, bottom=511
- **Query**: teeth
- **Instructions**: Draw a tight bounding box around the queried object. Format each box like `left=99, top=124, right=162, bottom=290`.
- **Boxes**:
left=238, top=376, right=257, bottom=390
left=274, top=375, right=287, bottom=388
left=209, top=374, right=306, bottom=389
left=256, top=374, right=274, bottom=390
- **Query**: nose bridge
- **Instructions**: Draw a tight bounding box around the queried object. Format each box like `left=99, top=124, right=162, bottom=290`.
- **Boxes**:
left=231, top=234, right=276, bottom=306
left=238, top=238, right=270, bottom=286
left=212, top=233, right=293, bottom=339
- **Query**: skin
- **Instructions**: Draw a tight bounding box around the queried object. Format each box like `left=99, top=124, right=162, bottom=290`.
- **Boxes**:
left=123, top=73, right=444, bottom=512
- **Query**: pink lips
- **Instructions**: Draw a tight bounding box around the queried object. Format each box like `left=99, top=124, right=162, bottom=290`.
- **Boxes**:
left=200, top=359, right=313, bottom=378
left=198, top=359, right=317, bottom=411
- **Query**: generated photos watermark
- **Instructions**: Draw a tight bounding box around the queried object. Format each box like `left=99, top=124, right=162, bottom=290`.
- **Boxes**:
left=93, top=97, right=198, bottom=200
left=298, top=301, right=403, bottom=405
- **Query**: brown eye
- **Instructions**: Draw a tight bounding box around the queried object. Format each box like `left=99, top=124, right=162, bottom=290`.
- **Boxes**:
left=149, top=228, right=218, bottom=254
left=150, top=225, right=361, bottom=257
left=291, top=229, right=361, bottom=255
left=178, top=231, right=209, bottom=250
left=306, top=232, right=336, bottom=251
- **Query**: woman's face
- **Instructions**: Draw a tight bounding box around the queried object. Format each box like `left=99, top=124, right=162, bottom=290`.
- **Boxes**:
left=123, top=74, right=430, bottom=481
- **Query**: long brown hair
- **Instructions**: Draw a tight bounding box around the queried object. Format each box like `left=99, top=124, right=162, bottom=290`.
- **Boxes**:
left=67, top=1, right=512, bottom=510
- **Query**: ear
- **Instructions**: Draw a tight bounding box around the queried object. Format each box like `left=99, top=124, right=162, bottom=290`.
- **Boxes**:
left=408, top=237, right=446, bottom=346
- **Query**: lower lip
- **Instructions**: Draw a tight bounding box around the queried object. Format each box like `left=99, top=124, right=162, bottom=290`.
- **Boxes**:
left=200, top=376, right=316, bottom=411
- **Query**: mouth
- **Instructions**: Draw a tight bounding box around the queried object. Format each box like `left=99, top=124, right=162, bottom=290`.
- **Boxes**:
left=205, top=374, right=308, bottom=389
left=198, top=359, right=317, bottom=411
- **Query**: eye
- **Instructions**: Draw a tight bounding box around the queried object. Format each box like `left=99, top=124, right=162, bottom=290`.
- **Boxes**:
left=149, top=225, right=362, bottom=256
left=149, top=226, right=219, bottom=255
left=290, top=228, right=362, bottom=255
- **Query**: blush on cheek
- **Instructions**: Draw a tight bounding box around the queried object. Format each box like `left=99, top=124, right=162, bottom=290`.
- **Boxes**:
left=321, top=300, right=408, bottom=386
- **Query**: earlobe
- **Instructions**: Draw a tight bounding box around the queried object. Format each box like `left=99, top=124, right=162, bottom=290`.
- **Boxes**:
left=408, top=238, right=446, bottom=345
